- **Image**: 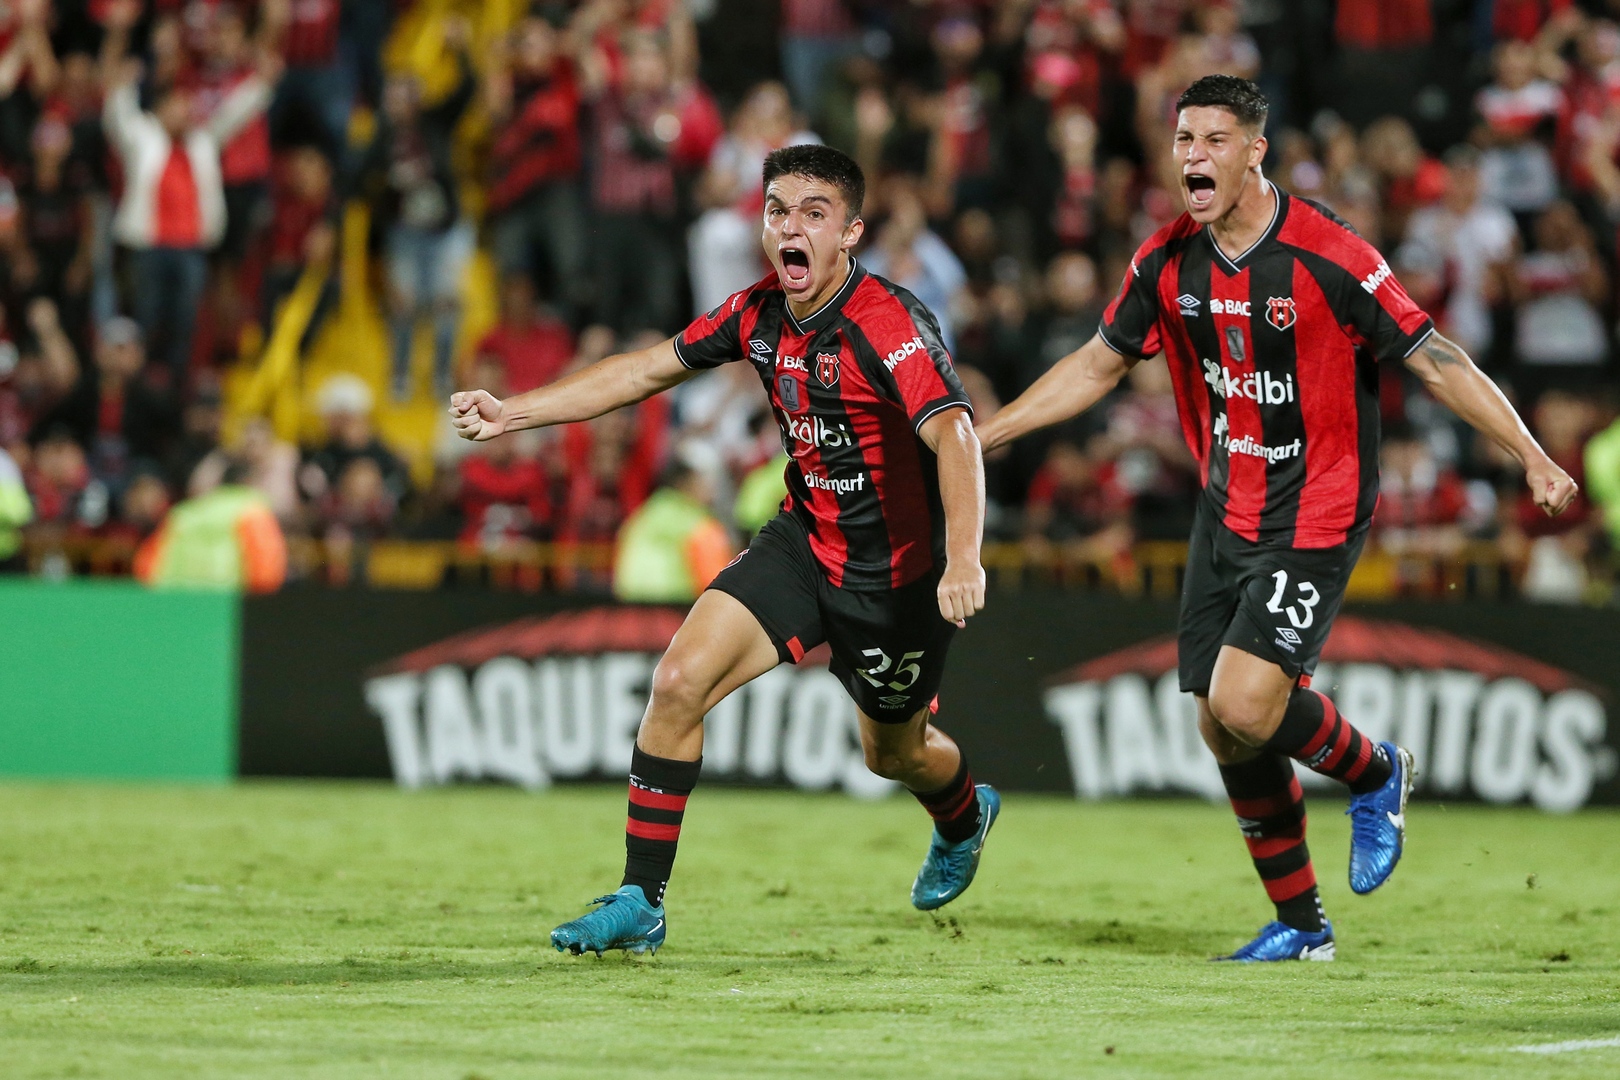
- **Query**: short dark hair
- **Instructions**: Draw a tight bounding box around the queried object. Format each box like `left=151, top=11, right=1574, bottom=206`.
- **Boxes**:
left=1175, top=74, right=1269, bottom=133
left=762, top=144, right=865, bottom=222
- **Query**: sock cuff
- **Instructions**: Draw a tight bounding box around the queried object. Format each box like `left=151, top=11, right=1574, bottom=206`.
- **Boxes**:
left=913, top=753, right=971, bottom=808
left=630, top=746, right=703, bottom=794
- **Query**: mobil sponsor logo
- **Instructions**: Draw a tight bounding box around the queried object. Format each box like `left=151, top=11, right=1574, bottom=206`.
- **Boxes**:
left=363, top=607, right=895, bottom=798
left=1042, top=617, right=1613, bottom=811
left=883, top=335, right=926, bottom=373
left=787, top=413, right=854, bottom=450
left=1360, top=260, right=1394, bottom=295
left=1202, top=357, right=1295, bottom=403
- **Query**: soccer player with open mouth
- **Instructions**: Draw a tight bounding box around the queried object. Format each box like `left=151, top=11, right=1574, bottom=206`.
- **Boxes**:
left=450, top=144, right=997, bottom=957
left=976, top=75, right=1579, bottom=962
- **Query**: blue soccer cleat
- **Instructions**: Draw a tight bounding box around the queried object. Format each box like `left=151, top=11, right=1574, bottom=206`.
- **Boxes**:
left=550, top=885, right=666, bottom=957
left=911, top=784, right=1000, bottom=911
left=1347, top=742, right=1415, bottom=895
left=1215, top=920, right=1336, bottom=962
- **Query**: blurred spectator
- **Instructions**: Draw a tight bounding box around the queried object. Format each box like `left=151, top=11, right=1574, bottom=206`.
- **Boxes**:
left=1475, top=39, right=1561, bottom=220
left=0, top=298, right=80, bottom=455
left=262, top=0, right=349, bottom=158
left=1022, top=436, right=1134, bottom=580
left=299, top=374, right=408, bottom=514
left=485, top=8, right=589, bottom=323
left=612, top=451, right=733, bottom=603
left=861, top=180, right=968, bottom=353
left=779, top=0, right=857, bottom=120
left=261, top=144, right=338, bottom=351
left=135, top=459, right=286, bottom=592
left=470, top=274, right=575, bottom=397
left=9, top=116, right=94, bottom=348
left=31, top=316, right=178, bottom=501
left=689, top=81, right=817, bottom=315
left=354, top=19, right=475, bottom=402
left=24, top=426, right=91, bottom=529
left=100, top=7, right=274, bottom=382
left=458, top=430, right=550, bottom=552
left=1508, top=200, right=1609, bottom=396
left=1505, top=391, right=1597, bottom=601
left=0, top=444, right=32, bottom=570
left=1101, top=360, right=1198, bottom=542
left=1374, top=424, right=1470, bottom=561
left=1400, top=147, right=1517, bottom=360
left=578, top=24, right=722, bottom=334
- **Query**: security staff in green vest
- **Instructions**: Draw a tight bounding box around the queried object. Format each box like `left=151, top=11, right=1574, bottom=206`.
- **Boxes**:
left=613, top=457, right=735, bottom=603
left=0, top=447, right=32, bottom=572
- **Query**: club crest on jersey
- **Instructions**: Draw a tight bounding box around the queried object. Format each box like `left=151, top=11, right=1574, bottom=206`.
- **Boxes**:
left=1265, top=296, right=1297, bottom=331
left=815, top=351, right=840, bottom=388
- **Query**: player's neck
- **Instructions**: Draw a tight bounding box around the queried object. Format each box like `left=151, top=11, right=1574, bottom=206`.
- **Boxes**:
left=785, top=255, right=854, bottom=322
left=1208, top=173, right=1276, bottom=263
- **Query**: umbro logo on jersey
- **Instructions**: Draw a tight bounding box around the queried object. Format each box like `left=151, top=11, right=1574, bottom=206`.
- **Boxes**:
left=748, top=339, right=773, bottom=365
left=1277, top=627, right=1303, bottom=644
left=1265, top=296, right=1297, bottom=331
left=1177, top=293, right=1200, bottom=316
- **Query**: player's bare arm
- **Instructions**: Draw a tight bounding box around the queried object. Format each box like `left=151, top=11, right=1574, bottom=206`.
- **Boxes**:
left=448, top=336, right=694, bottom=441
left=975, top=334, right=1134, bottom=453
left=920, top=406, right=986, bottom=627
left=1402, top=333, right=1579, bottom=516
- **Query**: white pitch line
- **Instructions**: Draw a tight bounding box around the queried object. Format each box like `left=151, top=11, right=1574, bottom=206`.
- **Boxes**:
left=1509, top=1036, right=1620, bottom=1055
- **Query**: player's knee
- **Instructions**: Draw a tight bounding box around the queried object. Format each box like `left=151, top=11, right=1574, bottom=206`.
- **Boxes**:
left=647, top=656, right=712, bottom=717
left=1206, top=686, right=1274, bottom=747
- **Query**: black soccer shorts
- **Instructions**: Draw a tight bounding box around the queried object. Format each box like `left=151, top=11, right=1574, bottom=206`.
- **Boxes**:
left=1177, top=499, right=1366, bottom=695
left=707, top=513, right=957, bottom=722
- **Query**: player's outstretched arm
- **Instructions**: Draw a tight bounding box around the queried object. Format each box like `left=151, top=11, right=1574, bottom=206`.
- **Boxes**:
left=1403, top=332, right=1579, bottom=515
left=975, top=334, right=1134, bottom=453
left=920, top=406, right=986, bottom=627
left=449, top=336, right=694, bottom=441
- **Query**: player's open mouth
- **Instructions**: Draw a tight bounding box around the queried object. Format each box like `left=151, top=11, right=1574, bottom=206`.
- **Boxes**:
left=1185, top=174, right=1216, bottom=212
left=780, top=247, right=811, bottom=287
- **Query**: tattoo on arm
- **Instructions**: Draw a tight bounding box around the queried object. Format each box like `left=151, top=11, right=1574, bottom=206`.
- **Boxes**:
left=1420, top=336, right=1464, bottom=366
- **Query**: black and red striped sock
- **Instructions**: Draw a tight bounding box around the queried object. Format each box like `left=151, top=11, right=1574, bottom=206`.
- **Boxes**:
left=1220, top=752, right=1323, bottom=933
left=1264, top=687, right=1392, bottom=795
left=622, top=746, right=702, bottom=907
left=912, top=754, right=982, bottom=844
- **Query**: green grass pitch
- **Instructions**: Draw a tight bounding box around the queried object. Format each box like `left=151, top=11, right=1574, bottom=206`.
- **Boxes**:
left=0, top=783, right=1615, bottom=1079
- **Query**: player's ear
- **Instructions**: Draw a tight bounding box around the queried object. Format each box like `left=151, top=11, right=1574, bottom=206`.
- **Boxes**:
left=842, top=217, right=864, bottom=251
left=1248, top=133, right=1268, bottom=169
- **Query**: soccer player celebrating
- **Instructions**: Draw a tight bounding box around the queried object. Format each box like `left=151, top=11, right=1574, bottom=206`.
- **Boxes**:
left=977, top=76, right=1579, bottom=962
left=450, top=145, right=998, bottom=957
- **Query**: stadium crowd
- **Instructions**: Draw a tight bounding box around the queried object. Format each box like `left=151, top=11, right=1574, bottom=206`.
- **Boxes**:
left=1, top=0, right=1619, bottom=600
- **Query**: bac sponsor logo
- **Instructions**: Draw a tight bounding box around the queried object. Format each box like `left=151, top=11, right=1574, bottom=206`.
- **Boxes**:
left=779, top=354, right=808, bottom=373
left=1203, top=358, right=1295, bottom=403
left=1177, top=293, right=1200, bottom=317
left=804, top=470, right=867, bottom=495
left=787, top=414, right=853, bottom=450
left=1360, top=260, right=1393, bottom=295
left=1265, top=295, right=1297, bottom=331
left=883, top=336, right=926, bottom=373
left=1043, top=616, right=1614, bottom=811
left=1209, top=298, right=1250, bottom=317
left=815, top=351, right=840, bottom=388
left=363, top=608, right=896, bottom=798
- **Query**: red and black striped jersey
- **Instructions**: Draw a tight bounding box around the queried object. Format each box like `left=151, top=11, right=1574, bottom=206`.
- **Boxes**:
left=676, top=260, right=972, bottom=590
left=1100, top=186, right=1435, bottom=549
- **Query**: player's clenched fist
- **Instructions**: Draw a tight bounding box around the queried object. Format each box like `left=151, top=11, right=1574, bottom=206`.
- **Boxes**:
left=449, top=389, right=506, bottom=441
left=937, top=560, right=986, bottom=628
left=1526, top=456, right=1580, bottom=517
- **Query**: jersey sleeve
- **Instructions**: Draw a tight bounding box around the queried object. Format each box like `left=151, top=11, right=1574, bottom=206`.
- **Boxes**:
left=1314, top=229, right=1436, bottom=363
left=1097, top=238, right=1167, bottom=359
left=674, top=280, right=762, bottom=370
left=858, top=289, right=973, bottom=431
